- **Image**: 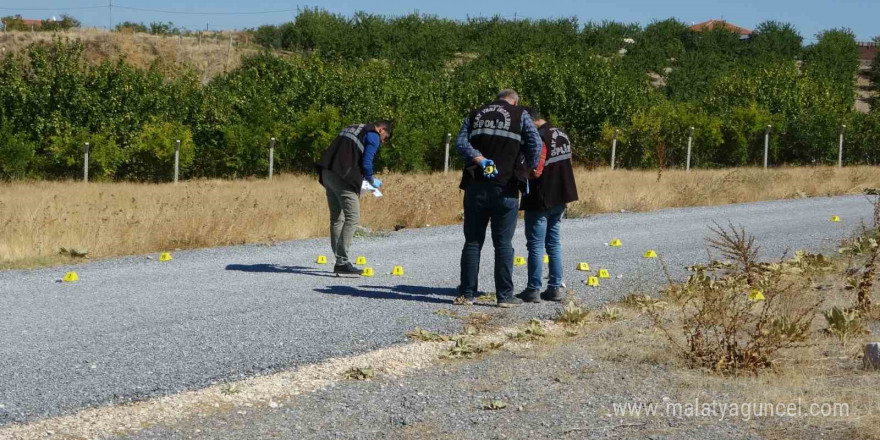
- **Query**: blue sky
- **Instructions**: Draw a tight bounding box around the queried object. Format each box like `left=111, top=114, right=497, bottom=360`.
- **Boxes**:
left=1, top=1, right=877, bottom=42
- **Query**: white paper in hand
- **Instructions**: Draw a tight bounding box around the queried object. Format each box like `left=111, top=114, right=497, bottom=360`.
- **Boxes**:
left=361, top=180, right=383, bottom=198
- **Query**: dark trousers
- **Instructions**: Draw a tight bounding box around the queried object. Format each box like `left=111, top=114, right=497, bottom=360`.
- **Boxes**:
left=459, top=182, right=519, bottom=300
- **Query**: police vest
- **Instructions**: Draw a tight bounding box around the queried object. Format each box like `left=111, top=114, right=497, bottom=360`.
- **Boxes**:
left=316, top=124, right=378, bottom=191
left=520, top=123, right=579, bottom=211
left=459, top=100, right=526, bottom=190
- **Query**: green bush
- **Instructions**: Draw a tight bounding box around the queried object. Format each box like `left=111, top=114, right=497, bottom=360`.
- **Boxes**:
left=125, top=121, right=194, bottom=181
left=45, top=129, right=124, bottom=180
left=0, top=126, right=34, bottom=179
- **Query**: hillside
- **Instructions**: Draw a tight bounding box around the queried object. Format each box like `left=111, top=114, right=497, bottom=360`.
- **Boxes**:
left=0, top=28, right=262, bottom=81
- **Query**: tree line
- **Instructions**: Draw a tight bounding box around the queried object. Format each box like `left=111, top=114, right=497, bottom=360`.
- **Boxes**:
left=0, top=11, right=878, bottom=180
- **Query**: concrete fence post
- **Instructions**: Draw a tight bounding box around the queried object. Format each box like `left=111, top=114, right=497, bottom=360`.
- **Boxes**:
left=611, top=129, right=618, bottom=170
left=83, top=142, right=90, bottom=182
left=174, top=140, right=180, bottom=183
left=838, top=124, right=846, bottom=168
left=444, top=133, right=451, bottom=173
left=268, top=137, right=276, bottom=179
left=763, top=125, right=772, bottom=169
left=685, top=126, right=694, bottom=172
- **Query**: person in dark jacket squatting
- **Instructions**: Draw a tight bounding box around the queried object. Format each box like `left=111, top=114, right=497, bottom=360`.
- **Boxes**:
left=517, top=111, right=579, bottom=302
left=455, top=89, right=542, bottom=307
left=316, top=121, right=393, bottom=275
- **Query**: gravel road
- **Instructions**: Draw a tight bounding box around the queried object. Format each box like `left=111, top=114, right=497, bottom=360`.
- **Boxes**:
left=0, top=195, right=873, bottom=425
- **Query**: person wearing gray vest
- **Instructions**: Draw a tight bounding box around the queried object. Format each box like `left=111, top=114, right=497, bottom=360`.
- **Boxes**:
left=315, top=121, right=393, bottom=275
left=455, top=89, right=542, bottom=307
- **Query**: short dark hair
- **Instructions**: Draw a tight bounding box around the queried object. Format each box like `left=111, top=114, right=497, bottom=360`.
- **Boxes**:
left=374, top=120, right=393, bottom=140
left=525, top=107, right=544, bottom=121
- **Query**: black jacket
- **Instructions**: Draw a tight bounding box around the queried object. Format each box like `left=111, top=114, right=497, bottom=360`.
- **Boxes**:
left=520, top=123, right=579, bottom=211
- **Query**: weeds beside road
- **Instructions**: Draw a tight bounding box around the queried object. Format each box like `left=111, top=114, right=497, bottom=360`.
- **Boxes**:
left=3, top=166, right=879, bottom=269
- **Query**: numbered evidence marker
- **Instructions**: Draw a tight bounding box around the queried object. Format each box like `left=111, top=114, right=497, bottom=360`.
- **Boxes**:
left=356, top=256, right=367, bottom=265
left=159, top=252, right=173, bottom=262
left=609, top=239, right=622, bottom=247
left=576, top=262, right=590, bottom=271
left=598, top=269, right=610, bottom=279
left=62, top=272, right=79, bottom=283
left=392, top=266, right=404, bottom=276
left=514, top=256, right=526, bottom=266
left=830, top=215, right=841, bottom=223
left=316, top=255, right=328, bottom=264
left=643, top=250, right=658, bottom=259
left=748, top=289, right=765, bottom=302
left=361, top=267, right=375, bottom=277
left=586, top=276, right=600, bottom=287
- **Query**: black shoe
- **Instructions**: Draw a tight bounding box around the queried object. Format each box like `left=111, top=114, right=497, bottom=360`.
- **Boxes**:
left=497, top=296, right=524, bottom=308
left=516, top=288, right=541, bottom=303
left=541, top=287, right=565, bottom=302
left=333, top=263, right=361, bottom=275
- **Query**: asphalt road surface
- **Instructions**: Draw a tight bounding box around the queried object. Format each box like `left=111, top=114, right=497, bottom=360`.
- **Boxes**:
left=0, top=195, right=874, bottom=425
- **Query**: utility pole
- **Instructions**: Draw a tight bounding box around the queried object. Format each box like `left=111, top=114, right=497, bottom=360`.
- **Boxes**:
left=685, top=126, right=694, bottom=172
left=109, top=0, right=113, bottom=30
left=763, top=125, right=771, bottom=169
left=444, top=133, right=451, bottom=173
left=611, top=129, right=618, bottom=170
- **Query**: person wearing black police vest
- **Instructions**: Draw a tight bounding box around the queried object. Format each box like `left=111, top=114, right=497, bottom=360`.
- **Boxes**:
left=455, top=89, right=542, bottom=307
left=516, top=111, right=579, bottom=302
left=316, top=121, right=393, bottom=275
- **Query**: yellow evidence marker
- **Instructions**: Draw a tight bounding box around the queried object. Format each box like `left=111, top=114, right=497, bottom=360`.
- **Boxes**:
left=62, top=272, right=79, bottom=283
left=543, top=254, right=549, bottom=264
left=643, top=250, right=658, bottom=259
left=159, top=252, right=173, bottom=262
left=576, top=262, right=590, bottom=271
left=598, top=269, right=610, bottom=279
left=356, top=256, right=367, bottom=265
left=316, top=255, right=328, bottom=264
left=361, top=267, right=375, bottom=277
left=830, top=215, right=841, bottom=222
left=748, top=289, right=765, bottom=302
left=514, top=256, right=526, bottom=266
left=609, top=239, right=622, bottom=247
left=586, top=276, right=600, bottom=287
left=392, top=266, right=405, bottom=276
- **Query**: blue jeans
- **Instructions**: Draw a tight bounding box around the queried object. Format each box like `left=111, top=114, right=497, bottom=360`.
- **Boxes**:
left=524, top=204, right=566, bottom=290
left=459, top=182, right=519, bottom=301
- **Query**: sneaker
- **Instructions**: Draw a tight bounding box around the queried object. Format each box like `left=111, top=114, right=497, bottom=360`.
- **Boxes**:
left=333, top=263, right=361, bottom=275
left=454, top=295, right=475, bottom=306
left=541, top=287, right=565, bottom=302
left=516, top=288, right=541, bottom=303
left=497, top=296, right=524, bottom=308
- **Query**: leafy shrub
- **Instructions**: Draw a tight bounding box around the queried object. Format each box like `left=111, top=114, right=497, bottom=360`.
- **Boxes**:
left=823, top=307, right=869, bottom=342
left=124, top=121, right=193, bottom=181
left=0, top=126, right=34, bottom=179
left=650, top=225, right=821, bottom=374
left=46, top=129, right=124, bottom=180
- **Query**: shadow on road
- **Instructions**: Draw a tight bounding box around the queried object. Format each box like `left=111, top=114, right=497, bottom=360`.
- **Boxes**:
left=315, top=285, right=453, bottom=304
left=363, top=284, right=460, bottom=297
left=225, top=264, right=338, bottom=278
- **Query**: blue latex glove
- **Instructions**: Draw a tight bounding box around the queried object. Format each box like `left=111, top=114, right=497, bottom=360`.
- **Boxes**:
left=479, top=159, right=498, bottom=179
left=371, top=177, right=383, bottom=188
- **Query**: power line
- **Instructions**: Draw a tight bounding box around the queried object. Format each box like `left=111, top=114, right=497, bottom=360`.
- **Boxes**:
left=0, top=6, right=106, bottom=11
left=0, top=3, right=297, bottom=16
left=113, top=5, right=298, bottom=16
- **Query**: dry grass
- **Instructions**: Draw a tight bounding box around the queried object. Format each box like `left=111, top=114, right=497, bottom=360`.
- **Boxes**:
left=0, top=28, right=260, bottom=80
left=595, top=257, right=880, bottom=439
left=2, top=166, right=879, bottom=269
